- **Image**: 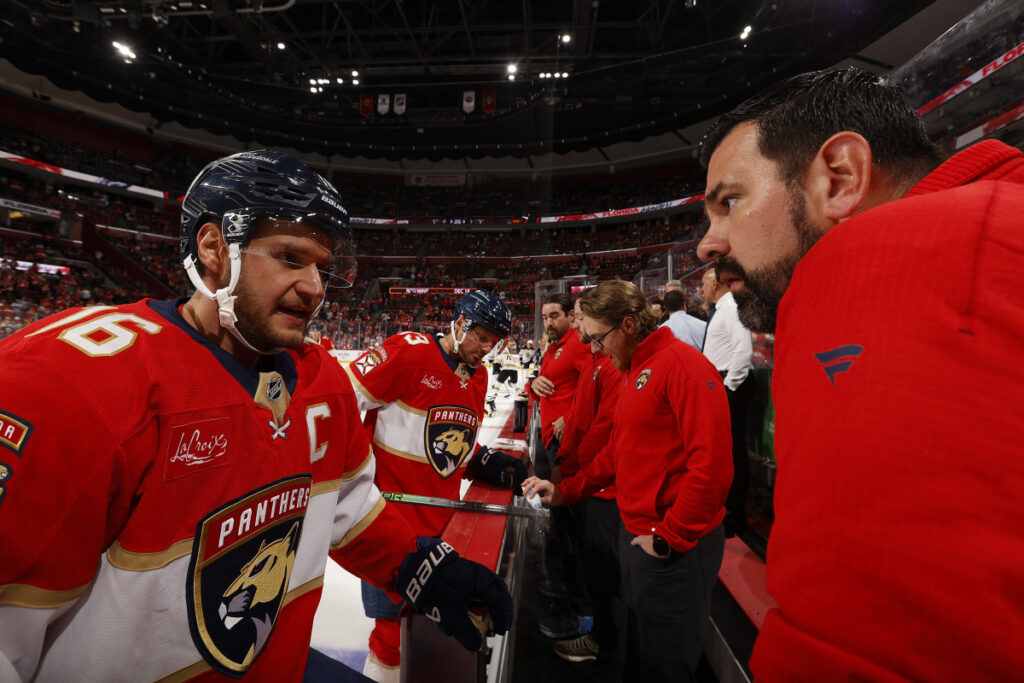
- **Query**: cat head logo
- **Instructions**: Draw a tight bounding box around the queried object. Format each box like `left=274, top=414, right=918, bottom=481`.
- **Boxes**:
left=424, top=406, right=479, bottom=479
left=187, top=477, right=309, bottom=676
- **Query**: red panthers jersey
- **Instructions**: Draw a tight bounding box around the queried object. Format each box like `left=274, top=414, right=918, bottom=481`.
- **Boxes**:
left=344, top=332, right=488, bottom=535
left=0, top=300, right=417, bottom=682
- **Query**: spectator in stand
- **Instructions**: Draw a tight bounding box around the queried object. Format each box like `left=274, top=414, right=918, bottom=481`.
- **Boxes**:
left=700, top=267, right=754, bottom=537
left=660, top=289, right=706, bottom=351
left=524, top=279, right=732, bottom=683
left=694, top=66, right=1024, bottom=681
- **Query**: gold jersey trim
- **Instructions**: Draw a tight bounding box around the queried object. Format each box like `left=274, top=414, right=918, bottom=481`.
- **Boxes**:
left=372, top=437, right=427, bottom=464
left=344, top=365, right=386, bottom=406
left=0, top=581, right=88, bottom=608
left=332, top=496, right=385, bottom=550
left=106, top=538, right=194, bottom=571
left=312, top=477, right=342, bottom=496
left=342, top=447, right=373, bottom=482
left=394, top=399, right=427, bottom=417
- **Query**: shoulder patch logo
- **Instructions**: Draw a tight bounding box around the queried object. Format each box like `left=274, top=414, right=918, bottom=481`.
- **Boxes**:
left=0, top=409, right=33, bottom=457
left=424, top=406, right=479, bottom=479
left=0, top=462, right=10, bottom=483
left=187, top=476, right=311, bottom=676
left=814, top=344, right=864, bottom=385
left=636, top=368, right=653, bottom=390
left=353, top=345, right=389, bottom=376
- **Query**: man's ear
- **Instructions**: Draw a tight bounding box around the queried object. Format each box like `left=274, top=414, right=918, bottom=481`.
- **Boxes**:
left=805, top=131, right=873, bottom=223
left=195, top=222, right=229, bottom=284
left=620, top=316, right=636, bottom=336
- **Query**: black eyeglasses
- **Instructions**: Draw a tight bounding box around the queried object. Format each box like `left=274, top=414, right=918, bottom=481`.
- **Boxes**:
left=582, top=324, right=617, bottom=349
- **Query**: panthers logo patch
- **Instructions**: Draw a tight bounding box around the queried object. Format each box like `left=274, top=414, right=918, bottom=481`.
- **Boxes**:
left=424, top=406, right=479, bottom=478
left=0, top=409, right=32, bottom=456
left=554, top=348, right=563, bottom=359
left=187, top=476, right=311, bottom=676
left=636, top=368, right=652, bottom=390
left=353, top=346, right=389, bottom=376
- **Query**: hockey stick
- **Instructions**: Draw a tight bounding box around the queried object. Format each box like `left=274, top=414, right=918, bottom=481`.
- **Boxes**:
left=381, top=491, right=550, bottom=519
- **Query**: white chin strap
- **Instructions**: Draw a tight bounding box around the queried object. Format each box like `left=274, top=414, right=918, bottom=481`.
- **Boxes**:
left=184, top=243, right=277, bottom=355
left=449, top=320, right=507, bottom=367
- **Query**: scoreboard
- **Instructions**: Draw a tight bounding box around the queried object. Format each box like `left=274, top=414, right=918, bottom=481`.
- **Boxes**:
left=388, top=286, right=475, bottom=295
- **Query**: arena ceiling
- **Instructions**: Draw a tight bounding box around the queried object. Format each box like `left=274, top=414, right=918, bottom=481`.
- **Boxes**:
left=0, top=0, right=937, bottom=160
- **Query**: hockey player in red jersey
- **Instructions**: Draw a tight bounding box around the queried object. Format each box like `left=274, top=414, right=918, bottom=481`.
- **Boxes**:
left=307, top=322, right=335, bottom=351
left=343, top=289, right=528, bottom=682
left=0, top=151, right=512, bottom=682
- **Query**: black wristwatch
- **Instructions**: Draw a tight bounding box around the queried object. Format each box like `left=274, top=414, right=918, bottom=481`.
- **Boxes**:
left=651, top=534, right=672, bottom=558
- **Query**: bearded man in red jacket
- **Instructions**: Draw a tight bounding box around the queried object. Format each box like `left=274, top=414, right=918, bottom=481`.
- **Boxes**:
left=696, top=66, right=1024, bottom=681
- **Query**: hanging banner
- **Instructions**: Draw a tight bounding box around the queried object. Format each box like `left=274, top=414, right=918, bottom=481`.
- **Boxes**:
left=394, top=93, right=407, bottom=115
left=360, top=94, right=373, bottom=117
left=378, top=93, right=390, bottom=115
left=482, top=91, right=496, bottom=114
left=462, top=90, right=475, bottom=114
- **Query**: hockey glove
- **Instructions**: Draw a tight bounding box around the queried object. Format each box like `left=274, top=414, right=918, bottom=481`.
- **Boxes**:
left=470, top=447, right=528, bottom=492
left=397, top=536, right=514, bottom=651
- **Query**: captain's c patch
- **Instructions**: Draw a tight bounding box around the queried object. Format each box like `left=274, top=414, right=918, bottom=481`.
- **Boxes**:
left=0, top=409, right=33, bottom=456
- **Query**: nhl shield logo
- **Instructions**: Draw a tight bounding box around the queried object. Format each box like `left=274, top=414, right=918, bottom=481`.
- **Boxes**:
left=187, top=476, right=311, bottom=676
left=424, top=406, right=479, bottom=478
left=266, top=376, right=283, bottom=403
left=636, top=368, right=653, bottom=390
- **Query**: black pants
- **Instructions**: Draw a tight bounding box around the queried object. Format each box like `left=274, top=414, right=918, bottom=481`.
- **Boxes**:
left=619, top=524, right=725, bottom=683
left=581, top=497, right=625, bottom=681
left=725, top=373, right=756, bottom=529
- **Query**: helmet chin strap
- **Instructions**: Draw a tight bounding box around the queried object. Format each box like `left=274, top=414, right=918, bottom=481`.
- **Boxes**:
left=449, top=320, right=507, bottom=367
left=183, top=244, right=279, bottom=355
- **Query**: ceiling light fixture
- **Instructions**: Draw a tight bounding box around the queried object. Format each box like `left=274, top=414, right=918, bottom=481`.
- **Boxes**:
left=507, top=64, right=518, bottom=74
left=276, top=42, right=286, bottom=50
left=740, top=25, right=752, bottom=40
left=561, top=34, right=571, bottom=44
left=112, top=41, right=136, bottom=60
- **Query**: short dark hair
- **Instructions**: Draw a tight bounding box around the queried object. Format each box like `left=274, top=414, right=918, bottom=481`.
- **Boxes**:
left=543, top=292, right=572, bottom=315
left=700, top=67, right=945, bottom=186
left=663, top=289, right=686, bottom=313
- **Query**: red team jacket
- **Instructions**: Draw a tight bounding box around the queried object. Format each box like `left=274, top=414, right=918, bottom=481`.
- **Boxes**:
left=557, top=327, right=732, bottom=552
left=0, top=300, right=418, bottom=682
left=558, top=352, right=623, bottom=500
left=344, top=331, right=488, bottom=535
left=752, top=140, right=1024, bottom=681
left=529, top=328, right=591, bottom=446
